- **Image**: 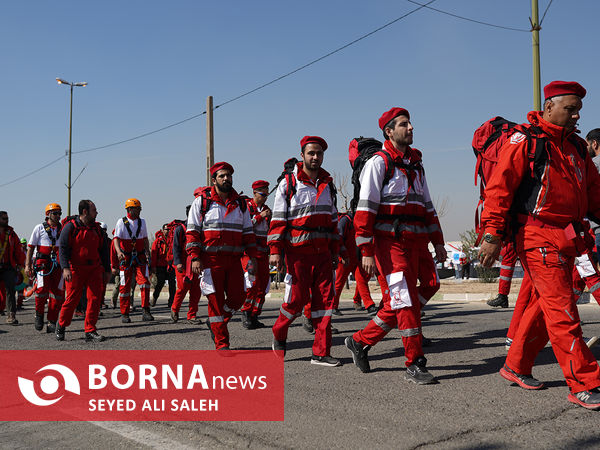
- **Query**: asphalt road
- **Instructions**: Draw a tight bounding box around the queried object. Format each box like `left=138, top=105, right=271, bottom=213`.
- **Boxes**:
left=1, top=294, right=600, bottom=449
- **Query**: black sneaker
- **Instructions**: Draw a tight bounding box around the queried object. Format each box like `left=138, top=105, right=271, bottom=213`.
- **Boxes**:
left=366, top=305, right=378, bottom=317
left=568, top=388, right=600, bottom=410
left=311, top=355, right=342, bottom=367
left=121, top=314, right=131, bottom=323
left=46, top=321, right=56, bottom=334
left=332, top=308, right=343, bottom=316
left=331, top=326, right=339, bottom=335
left=142, top=308, right=154, bottom=321
left=499, top=364, right=544, bottom=390
left=252, top=317, right=266, bottom=329
left=353, top=302, right=364, bottom=311
left=56, top=325, right=65, bottom=341
left=85, top=331, right=106, bottom=342
left=302, top=316, right=314, bottom=334
left=345, top=336, right=370, bottom=373
left=272, top=338, right=286, bottom=358
left=487, top=294, right=509, bottom=308
left=170, top=310, right=178, bottom=323
left=187, top=317, right=203, bottom=325
left=405, top=357, right=437, bottom=385
left=34, top=314, right=44, bottom=331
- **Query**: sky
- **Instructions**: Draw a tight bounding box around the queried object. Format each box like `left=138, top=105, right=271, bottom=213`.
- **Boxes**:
left=1, top=0, right=599, bottom=242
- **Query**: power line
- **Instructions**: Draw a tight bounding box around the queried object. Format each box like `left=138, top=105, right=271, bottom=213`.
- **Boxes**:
left=4, top=1, right=438, bottom=186
left=0, top=155, right=65, bottom=188
left=406, top=0, right=530, bottom=32
left=539, top=0, right=554, bottom=26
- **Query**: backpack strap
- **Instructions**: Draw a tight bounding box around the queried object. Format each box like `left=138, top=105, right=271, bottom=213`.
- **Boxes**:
left=42, top=221, right=61, bottom=248
left=285, top=172, right=297, bottom=206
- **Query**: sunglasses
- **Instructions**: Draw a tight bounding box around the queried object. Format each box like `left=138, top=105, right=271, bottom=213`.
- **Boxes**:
left=50, top=211, right=62, bottom=216
left=256, top=192, right=269, bottom=197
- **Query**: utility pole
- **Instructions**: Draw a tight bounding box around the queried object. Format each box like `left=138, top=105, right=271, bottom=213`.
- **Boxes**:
left=530, top=0, right=542, bottom=111
left=206, top=96, right=214, bottom=185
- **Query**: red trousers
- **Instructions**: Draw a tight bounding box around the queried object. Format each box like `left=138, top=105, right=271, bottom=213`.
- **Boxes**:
left=119, top=262, right=150, bottom=315
left=505, top=247, right=600, bottom=393
left=333, top=258, right=375, bottom=310
left=241, top=254, right=270, bottom=317
left=376, top=247, right=439, bottom=308
left=506, top=271, right=533, bottom=340
left=353, top=238, right=426, bottom=366
left=172, top=269, right=201, bottom=319
left=202, top=254, right=245, bottom=350
left=58, top=265, right=103, bottom=333
left=34, top=267, right=64, bottom=322
left=498, top=243, right=518, bottom=296
left=273, top=251, right=334, bottom=357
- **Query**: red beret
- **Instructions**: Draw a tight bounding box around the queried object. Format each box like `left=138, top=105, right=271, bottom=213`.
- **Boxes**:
left=544, top=81, right=586, bottom=101
left=209, top=161, right=234, bottom=177
left=378, top=107, right=410, bottom=130
left=300, top=136, right=328, bottom=151
left=252, top=180, right=269, bottom=190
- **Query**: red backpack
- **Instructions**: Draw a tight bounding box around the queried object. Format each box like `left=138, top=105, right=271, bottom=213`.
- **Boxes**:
left=472, top=116, right=586, bottom=237
left=164, top=220, right=186, bottom=264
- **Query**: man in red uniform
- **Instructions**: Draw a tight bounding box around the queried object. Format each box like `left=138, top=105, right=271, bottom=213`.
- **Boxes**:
left=113, top=198, right=153, bottom=323
left=269, top=136, right=346, bottom=366
left=333, top=210, right=377, bottom=316
left=187, top=162, right=257, bottom=350
left=0, top=210, right=26, bottom=325
left=171, top=205, right=202, bottom=324
left=56, top=200, right=110, bottom=341
left=241, top=180, right=272, bottom=330
left=345, top=108, right=446, bottom=383
left=25, top=203, right=64, bottom=333
left=151, top=224, right=176, bottom=307
left=479, top=81, right=600, bottom=410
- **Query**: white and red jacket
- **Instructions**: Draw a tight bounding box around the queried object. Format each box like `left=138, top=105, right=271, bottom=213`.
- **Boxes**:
left=268, top=163, right=341, bottom=255
left=29, top=221, right=61, bottom=259
left=246, top=198, right=270, bottom=255
left=114, top=216, right=148, bottom=253
left=354, top=140, right=444, bottom=257
left=186, top=187, right=257, bottom=259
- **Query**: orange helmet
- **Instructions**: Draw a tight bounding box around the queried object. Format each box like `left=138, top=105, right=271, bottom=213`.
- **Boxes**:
left=45, top=203, right=62, bottom=215
left=125, top=198, right=141, bottom=209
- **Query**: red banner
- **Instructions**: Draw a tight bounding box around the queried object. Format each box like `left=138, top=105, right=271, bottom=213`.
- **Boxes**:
left=0, top=350, right=284, bottom=421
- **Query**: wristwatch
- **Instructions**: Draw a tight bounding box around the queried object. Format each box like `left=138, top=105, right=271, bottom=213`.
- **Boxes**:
left=483, top=233, right=500, bottom=244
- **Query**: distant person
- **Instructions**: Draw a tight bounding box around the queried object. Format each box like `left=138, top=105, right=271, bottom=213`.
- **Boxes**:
left=24, top=203, right=64, bottom=332
left=151, top=223, right=176, bottom=307
left=585, top=128, right=600, bottom=263
left=113, top=198, right=153, bottom=323
left=479, top=81, right=600, bottom=409
left=0, top=210, right=25, bottom=325
left=487, top=243, right=518, bottom=308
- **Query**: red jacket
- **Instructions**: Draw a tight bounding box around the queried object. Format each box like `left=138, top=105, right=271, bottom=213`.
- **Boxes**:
left=186, top=187, right=257, bottom=259
left=354, top=140, right=444, bottom=257
left=246, top=198, right=270, bottom=255
left=0, top=226, right=25, bottom=268
left=150, top=231, right=168, bottom=269
left=268, top=163, right=341, bottom=256
left=481, top=111, right=600, bottom=254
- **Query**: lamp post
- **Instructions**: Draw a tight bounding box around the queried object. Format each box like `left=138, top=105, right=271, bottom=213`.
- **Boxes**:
left=56, top=78, right=87, bottom=216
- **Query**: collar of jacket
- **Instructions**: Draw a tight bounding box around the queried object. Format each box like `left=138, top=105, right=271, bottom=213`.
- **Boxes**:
left=295, top=162, right=332, bottom=186
left=210, top=186, right=241, bottom=215
left=383, top=140, right=422, bottom=165
left=527, top=110, right=579, bottom=142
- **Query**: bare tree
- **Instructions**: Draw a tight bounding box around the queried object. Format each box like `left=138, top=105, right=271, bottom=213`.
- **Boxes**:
left=333, top=172, right=351, bottom=212
left=432, top=194, right=450, bottom=218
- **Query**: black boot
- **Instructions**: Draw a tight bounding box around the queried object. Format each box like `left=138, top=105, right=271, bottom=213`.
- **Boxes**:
left=56, top=324, right=65, bottom=341
left=142, top=307, right=154, bottom=321
left=487, top=294, right=509, bottom=308
left=34, top=314, right=44, bottom=331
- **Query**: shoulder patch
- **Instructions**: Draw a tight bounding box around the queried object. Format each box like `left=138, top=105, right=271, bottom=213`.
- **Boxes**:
left=510, top=132, right=527, bottom=144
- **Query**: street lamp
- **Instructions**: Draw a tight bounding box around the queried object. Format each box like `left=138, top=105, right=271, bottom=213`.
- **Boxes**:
left=56, top=78, right=87, bottom=216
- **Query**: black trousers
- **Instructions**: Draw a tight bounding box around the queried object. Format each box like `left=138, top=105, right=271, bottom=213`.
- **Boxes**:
left=153, top=266, right=176, bottom=306
left=0, top=268, right=17, bottom=313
